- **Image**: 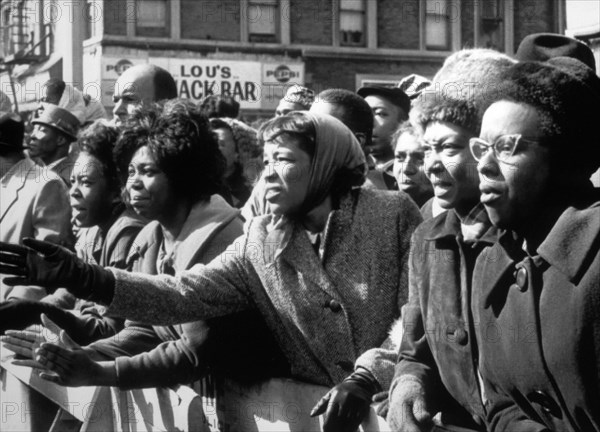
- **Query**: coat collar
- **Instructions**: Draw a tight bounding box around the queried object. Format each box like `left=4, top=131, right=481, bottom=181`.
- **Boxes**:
left=0, top=158, right=35, bottom=222
left=425, top=204, right=498, bottom=246
left=129, top=195, right=240, bottom=272
left=276, top=190, right=358, bottom=299
left=480, top=200, right=600, bottom=307
left=537, top=201, right=600, bottom=285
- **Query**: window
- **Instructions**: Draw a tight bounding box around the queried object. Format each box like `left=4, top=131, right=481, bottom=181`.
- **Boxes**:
left=340, top=0, right=365, bottom=46
left=136, top=0, right=167, bottom=28
left=248, top=0, right=279, bottom=43
left=425, top=0, right=451, bottom=50
left=479, top=0, right=504, bottom=50
left=85, top=0, right=100, bottom=39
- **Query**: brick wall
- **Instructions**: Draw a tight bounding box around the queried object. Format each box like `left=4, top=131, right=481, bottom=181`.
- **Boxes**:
left=289, top=0, right=332, bottom=45
left=460, top=1, right=475, bottom=49
left=379, top=0, right=420, bottom=49
left=306, top=57, right=442, bottom=92
left=513, top=0, right=555, bottom=52
left=103, top=0, right=127, bottom=36
left=181, top=0, right=240, bottom=41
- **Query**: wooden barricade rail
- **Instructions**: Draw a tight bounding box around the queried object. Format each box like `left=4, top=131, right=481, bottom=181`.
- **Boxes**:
left=1, top=352, right=390, bottom=432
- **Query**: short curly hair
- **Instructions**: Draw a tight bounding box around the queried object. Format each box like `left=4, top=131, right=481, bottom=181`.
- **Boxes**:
left=114, top=99, right=226, bottom=203
left=199, top=95, right=240, bottom=118
left=77, top=119, right=121, bottom=194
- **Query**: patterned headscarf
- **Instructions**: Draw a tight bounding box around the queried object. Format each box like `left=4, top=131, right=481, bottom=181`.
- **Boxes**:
left=263, top=112, right=367, bottom=261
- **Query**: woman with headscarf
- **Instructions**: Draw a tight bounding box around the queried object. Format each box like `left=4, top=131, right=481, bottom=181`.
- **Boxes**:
left=0, top=111, right=422, bottom=430
left=2, top=100, right=286, bottom=391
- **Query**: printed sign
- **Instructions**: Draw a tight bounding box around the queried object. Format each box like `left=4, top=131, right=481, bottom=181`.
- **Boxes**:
left=101, top=57, right=305, bottom=111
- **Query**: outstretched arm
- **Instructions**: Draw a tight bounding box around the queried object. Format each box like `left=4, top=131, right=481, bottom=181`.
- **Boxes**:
left=0, top=236, right=257, bottom=326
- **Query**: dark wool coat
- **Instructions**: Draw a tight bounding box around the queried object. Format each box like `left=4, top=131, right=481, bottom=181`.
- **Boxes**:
left=473, top=201, right=600, bottom=432
left=392, top=209, right=497, bottom=430
left=107, top=188, right=422, bottom=387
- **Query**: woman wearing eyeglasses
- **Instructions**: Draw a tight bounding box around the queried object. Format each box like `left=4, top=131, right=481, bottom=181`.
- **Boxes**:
left=470, top=58, right=600, bottom=432
left=385, top=49, right=515, bottom=432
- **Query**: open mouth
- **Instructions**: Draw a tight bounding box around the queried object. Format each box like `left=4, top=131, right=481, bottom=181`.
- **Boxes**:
left=480, top=186, right=503, bottom=204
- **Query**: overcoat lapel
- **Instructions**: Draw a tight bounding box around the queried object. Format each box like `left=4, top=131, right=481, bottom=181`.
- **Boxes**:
left=0, top=160, right=30, bottom=223
left=280, top=224, right=342, bottom=301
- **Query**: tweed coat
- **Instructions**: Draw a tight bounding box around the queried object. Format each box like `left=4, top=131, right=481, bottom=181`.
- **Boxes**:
left=0, top=158, right=72, bottom=300
left=473, top=200, right=600, bottom=432
left=392, top=208, right=497, bottom=430
left=107, top=187, right=422, bottom=387
left=90, top=196, right=286, bottom=389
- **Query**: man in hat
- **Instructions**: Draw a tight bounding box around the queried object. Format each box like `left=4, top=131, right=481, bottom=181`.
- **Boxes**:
left=112, top=64, right=177, bottom=126
left=357, top=86, right=410, bottom=167
left=0, top=112, right=71, bottom=300
left=357, top=85, right=410, bottom=190
left=29, top=104, right=80, bottom=186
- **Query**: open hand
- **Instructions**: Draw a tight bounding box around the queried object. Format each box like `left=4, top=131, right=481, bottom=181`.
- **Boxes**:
left=0, top=239, right=78, bottom=289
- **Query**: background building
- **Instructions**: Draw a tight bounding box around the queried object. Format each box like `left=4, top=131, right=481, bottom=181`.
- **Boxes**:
left=1, top=0, right=567, bottom=120
left=566, top=0, right=600, bottom=73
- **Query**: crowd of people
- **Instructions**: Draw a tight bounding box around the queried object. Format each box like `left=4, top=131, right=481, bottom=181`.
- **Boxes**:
left=0, top=32, right=599, bottom=432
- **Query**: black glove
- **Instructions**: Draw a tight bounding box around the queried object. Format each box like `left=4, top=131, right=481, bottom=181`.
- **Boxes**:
left=310, top=367, right=380, bottom=432
left=0, top=238, right=115, bottom=304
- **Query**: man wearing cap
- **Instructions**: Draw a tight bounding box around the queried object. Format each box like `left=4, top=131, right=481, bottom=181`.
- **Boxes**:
left=0, top=112, right=72, bottom=300
left=357, top=85, right=410, bottom=190
left=29, top=104, right=80, bottom=186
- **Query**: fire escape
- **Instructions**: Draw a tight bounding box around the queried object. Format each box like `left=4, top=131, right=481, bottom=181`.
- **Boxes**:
left=0, top=0, right=53, bottom=112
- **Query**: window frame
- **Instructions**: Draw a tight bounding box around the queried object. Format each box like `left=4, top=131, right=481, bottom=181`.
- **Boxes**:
left=135, top=0, right=170, bottom=37
left=246, top=0, right=280, bottom=43
left=339, top=0, right=366, bottom=47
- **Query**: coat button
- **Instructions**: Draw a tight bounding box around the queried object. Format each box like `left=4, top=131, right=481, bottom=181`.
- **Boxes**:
left=455, top=328, right=468, bottom=346
left=527, top=390, right=562, bottom=419
left=445, top=325, right=468, bottom=345
left=514, top=267, right=528, bottom=292
left=326, top=299, right=342, bottom=313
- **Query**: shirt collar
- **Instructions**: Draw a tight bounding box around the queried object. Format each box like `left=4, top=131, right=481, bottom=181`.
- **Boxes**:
left=425, top=203, right=498, bottom=245
left=47, top=156, right=67, bottom=170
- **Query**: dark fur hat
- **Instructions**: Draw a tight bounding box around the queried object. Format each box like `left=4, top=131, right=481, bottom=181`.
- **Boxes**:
left=494, top=58, right=600, bottom=175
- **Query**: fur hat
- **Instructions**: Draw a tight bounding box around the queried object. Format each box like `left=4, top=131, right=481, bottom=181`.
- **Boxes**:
left=494, top=57, right=600, bottom=175
left=411, top=49, right=516, bottom=135
left=516, top=33, right=596, bottom=72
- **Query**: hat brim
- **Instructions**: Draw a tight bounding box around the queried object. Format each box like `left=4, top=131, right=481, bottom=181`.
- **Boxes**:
left=31, top=119, right=77, bottom=140
left=357, top=86, right=411, bottom=113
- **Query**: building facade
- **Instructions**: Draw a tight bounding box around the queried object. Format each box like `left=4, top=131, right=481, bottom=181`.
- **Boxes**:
left=1, top=0, right=566, bottom=119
